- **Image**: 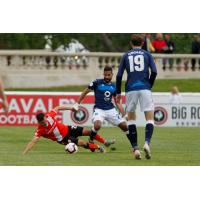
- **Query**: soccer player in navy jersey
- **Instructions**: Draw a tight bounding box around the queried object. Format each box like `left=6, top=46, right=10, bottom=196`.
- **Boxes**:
left=116, top=34, right=157, bottom=159
left=73, top=66, right=129, bottom=148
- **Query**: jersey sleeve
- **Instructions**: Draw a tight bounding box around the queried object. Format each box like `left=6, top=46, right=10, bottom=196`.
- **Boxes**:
left=88, top=79, right=97, bottom=90
left=149, top=54, right=157, bottom=73
left=113, top=85, right=117, bottom=97
left=47, top=109, right=57, bottom=118
left=148, top=53, right=157, bottom=88
left=116, top=54, right=126, bottom=94
left=34, top=128, right=43, bottom=137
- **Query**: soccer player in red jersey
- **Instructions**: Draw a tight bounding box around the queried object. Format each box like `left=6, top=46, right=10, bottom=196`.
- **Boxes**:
left=22, top=105, right=105, bottom=155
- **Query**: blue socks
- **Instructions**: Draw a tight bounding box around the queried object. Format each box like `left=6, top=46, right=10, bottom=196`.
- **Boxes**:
left=145, top=122, right=154, bottom=145
left=127, top=120, right=154, bottom=148
left=127, top=121, right=138, bottom=149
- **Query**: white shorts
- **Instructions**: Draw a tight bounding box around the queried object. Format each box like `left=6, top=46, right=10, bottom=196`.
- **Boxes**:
left=126, top=90, right=154, bottom=112
left=92, top=108, right=125, bottom=126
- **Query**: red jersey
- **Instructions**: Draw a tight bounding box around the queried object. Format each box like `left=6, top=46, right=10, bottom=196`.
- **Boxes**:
left=35, top=109, right=69, bottom=142
left=152, top=39, right=166, bottom=53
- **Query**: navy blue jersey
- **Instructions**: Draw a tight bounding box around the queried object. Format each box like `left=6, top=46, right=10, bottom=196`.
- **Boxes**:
left=88, top=79, right=116, bottom=110
left=116, top=48, right=157, bottom=94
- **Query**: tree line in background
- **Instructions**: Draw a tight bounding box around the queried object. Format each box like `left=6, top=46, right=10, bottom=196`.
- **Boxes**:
left=0, top=33, right=198, bottom=53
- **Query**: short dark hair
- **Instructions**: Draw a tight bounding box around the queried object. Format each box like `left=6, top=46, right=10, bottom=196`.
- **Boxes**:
left=36, top=113, right=45, bottom=122
left=104, top=66, right=113, bottom=72
left=131, top=34, right=144, bottom=46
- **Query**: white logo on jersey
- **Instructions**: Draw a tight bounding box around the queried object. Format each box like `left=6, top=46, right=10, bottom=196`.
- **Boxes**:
left=104, top=91, right=111, bottom=102
left=104, top=91, right=111, bottom=97
left=71, top=125, right=77, bottom=129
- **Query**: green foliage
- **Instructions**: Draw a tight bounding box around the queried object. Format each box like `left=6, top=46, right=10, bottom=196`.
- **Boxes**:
left=0, top=33, right=198, bottom=53
left=0, top=33, right=46, bottom=49
left=169, top=33, right=195, bottom=53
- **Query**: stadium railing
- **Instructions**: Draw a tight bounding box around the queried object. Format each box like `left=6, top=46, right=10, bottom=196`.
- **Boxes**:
left=0, top=50, right=199, bottom=88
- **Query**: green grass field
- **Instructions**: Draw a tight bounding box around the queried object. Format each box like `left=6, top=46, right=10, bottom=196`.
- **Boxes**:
left=7, top=79, right=200, bottom=92
left=0, top=126, right=199, bottom=166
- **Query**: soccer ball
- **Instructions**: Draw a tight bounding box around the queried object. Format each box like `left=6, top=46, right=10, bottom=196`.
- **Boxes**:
left=65, top=143, right=78, bottom=154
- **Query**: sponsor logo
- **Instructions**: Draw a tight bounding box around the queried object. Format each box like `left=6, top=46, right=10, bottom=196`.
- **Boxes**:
left=104, top=91, right=111, bottom=101
left=71, top=106, right=89, bottom=125
left=154, top=106, right=168, bottom=125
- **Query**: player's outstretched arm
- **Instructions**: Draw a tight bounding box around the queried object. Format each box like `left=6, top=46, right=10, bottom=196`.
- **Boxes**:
left=54, top=105, right=75, bottom=112
left=116, top=54, right=126, bottom=100
left=114, top=97, right=126, bottom=117
left=73, top=88, right=92, bottom=111
left=22, top=136, right=40, bottom=155
left=77, top=88, right=92, bottom=104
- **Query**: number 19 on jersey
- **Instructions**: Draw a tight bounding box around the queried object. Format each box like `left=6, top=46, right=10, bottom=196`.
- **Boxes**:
left=128, top=55, right=144, bottom=72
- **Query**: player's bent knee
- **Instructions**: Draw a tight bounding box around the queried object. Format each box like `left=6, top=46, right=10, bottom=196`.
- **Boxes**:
left=94, top=125, right=101, bottom=131
left=118, top=122, right=128, bottom=132
left=94, top=121, right=102, bottom=131
left=82, top=128, right=91, bottom=136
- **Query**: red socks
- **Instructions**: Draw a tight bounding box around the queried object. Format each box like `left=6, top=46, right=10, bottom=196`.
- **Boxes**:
left=93, top=134, right=105, bottom=144
left=87, top=143, right=100, bottom=151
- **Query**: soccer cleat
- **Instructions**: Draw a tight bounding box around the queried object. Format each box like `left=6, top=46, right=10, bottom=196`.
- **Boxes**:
left=143, top=143, right=151, bottom=159
left=99, top=146, right=105, bottom=153
left=104, top=139, right=116, bottom=147
left=133, top=149, right=142, bottom=160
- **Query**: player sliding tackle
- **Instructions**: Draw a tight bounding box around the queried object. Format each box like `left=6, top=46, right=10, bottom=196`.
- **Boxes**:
left=22, top=105, right=106, bottom=155
left=73, top=66, right=140, bottom=155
